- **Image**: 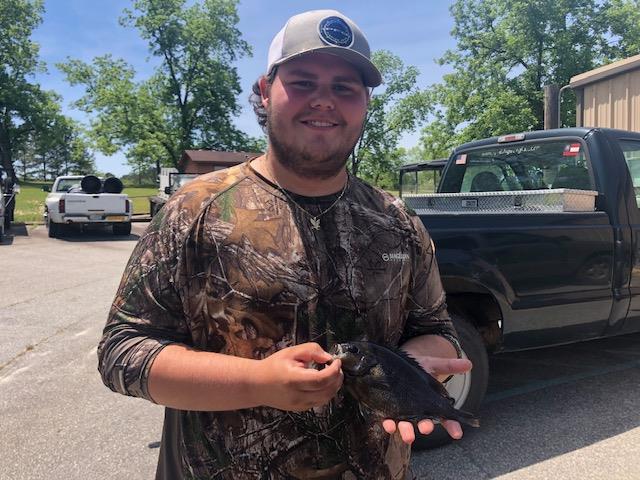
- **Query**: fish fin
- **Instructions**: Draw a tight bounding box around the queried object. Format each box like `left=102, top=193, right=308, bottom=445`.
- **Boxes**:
left=381, top=343, right=453, bottom=398
left=384, top=345, right=427, bottom=374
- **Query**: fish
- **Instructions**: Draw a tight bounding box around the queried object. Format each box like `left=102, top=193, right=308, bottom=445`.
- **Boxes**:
left=331, top=341, right=479, bottom=427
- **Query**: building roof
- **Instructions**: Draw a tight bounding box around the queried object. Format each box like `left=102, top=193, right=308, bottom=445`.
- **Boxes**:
left=570, top=53, right=640, bottom=88
left=180, top=150, right=262, bottom=173
left=181, top=150, right=259, bottom=167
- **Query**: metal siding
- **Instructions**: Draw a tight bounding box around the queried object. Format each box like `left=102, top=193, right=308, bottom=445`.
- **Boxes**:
left=596, top=80, right=612, bottom=128
left=612, top=73, right=629, bottom=130
left=578, top=67, right=640, bottom=132
left=584, top=84, right=596, bottom=127
left=631, top=69, right=640, bottom=132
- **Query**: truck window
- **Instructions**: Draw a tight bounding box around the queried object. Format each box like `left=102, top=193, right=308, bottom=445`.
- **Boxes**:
left=56, top=179, right=81, bottom=192
left=619, top=140, right=640, bottom=207
left=403, top=169, right=441, bottom=194
left=441, top=140, right=593, bottom=193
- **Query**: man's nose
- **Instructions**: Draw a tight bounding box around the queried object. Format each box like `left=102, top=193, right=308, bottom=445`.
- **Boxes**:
left=309, top=86, right=335, bottom=110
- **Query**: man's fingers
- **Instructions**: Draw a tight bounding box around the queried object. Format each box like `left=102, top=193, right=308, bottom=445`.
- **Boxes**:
left=417, top=419, right=435, bottom=435
left=382, top=419, right=396, bottom=434
left=426, top=357, right=472, bottom=376
left=398, top=421, right=415, bottom=444
left=290, top=342, right=333, bottom=364
left=441, top=419, right=463, bottom=439
left=298, top=358, right=343, bottom=392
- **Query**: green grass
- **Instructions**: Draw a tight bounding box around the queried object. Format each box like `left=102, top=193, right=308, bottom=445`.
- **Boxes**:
left=124, top=187, right=157, bottom=215
left=14, top=181, right=158, bottom=223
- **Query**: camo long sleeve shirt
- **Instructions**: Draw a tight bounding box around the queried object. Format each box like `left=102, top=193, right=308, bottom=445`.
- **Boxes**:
left=97, top=161, right=458, bottom=480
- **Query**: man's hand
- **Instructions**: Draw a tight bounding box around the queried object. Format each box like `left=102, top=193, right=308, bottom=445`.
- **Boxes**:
left=256, top=342, right=343, bottom=412
left=382, top=336, right=473, bottom=444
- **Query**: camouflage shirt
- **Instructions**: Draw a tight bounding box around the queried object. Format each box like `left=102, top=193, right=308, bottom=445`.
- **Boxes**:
left=98, top=161, right=457, bottom=480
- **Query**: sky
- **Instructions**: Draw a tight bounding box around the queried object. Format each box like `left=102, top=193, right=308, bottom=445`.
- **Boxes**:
left=32, top=0, right=458, bottom=176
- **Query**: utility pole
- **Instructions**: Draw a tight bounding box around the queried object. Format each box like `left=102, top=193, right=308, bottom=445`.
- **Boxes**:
left=544, top=85, right=559, bottom=129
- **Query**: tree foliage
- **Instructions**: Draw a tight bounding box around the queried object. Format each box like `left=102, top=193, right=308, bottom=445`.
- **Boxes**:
left=420, top=0, right=640, bottom=157
left=60, top=0, right=262, bottom=173
left=0, top=0, right=89, bottom=182
left=351, top=50, right=431, bottom=184
left=1, top=0, right=45, bottom=180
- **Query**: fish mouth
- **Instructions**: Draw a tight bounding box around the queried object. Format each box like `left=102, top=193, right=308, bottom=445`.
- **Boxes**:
left=331, top=343, right=357, bottom=360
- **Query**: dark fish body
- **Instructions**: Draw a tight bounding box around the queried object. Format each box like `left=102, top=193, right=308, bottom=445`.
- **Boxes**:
left=331, top=341, right=479, bottom=427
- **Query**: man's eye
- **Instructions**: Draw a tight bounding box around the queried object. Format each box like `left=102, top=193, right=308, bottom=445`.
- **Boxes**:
left=333, top=84, right=354, bottom=93
left=291, top=81, right=314, bottom=89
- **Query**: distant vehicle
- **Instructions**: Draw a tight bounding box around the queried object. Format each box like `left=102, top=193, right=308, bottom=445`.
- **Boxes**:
left=398, top=158, right=447, bottom=197
left=43, top=175, right=132, bottom=238
left=149, top=168, right=199, bottom=218
left=148, top=150, right=253, bottom=217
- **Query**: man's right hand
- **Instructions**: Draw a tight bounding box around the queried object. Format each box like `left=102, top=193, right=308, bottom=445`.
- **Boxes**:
left=256, top=342, right=343, bottom=411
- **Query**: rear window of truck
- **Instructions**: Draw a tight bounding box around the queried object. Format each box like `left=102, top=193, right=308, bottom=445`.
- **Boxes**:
left=440, top=140, right=594, bottom=194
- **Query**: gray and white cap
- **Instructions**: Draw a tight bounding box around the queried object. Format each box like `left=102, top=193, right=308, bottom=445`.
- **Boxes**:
left=267, top=9, right=382, bottom=87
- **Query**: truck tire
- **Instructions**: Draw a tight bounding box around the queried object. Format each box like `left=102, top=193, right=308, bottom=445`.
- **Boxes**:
left=412, top=313, right=489, bottom=450
left=103, top=177, right=124, bottom=193
left=113, top=222, right=132, bottom=235
left=81, top=175, right=102, bottom=194
left=47, top=219, right=61, bottom=238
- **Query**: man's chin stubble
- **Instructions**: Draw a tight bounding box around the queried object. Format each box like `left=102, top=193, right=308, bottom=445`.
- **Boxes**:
left=267, top=126, right=354, bottom=180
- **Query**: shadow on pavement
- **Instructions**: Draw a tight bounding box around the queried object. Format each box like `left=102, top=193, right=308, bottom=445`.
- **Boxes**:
left=412, top=333, right=640, bottom=479
left=0, top=223, right=29, bottom=245
left=52, top=224, right=141, bottom=242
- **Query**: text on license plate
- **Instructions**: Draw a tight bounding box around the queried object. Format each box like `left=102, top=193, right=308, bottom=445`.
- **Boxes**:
left=107, top=216, right=126, bottom=222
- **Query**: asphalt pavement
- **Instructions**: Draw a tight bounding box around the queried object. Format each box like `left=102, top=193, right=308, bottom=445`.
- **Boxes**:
left=1, top=222, right=639, bottom=480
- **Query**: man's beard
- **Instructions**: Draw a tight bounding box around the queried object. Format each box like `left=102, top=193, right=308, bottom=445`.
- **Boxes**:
left=266, top=110, right=362, bottom=180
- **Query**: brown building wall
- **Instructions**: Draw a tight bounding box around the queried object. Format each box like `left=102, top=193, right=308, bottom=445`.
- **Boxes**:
left=572, top=55, right=640, bottom=132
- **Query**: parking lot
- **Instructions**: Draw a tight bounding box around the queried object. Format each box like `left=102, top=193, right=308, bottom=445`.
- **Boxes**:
left=1, top=223, right=639, bottom=479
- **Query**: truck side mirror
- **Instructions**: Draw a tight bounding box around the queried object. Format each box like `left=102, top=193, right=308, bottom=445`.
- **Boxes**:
left=164, top=186, right=171, bottom=195
left=42, top=186, right=50, bottom=192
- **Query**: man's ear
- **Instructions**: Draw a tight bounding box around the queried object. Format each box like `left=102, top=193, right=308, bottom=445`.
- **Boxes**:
left=259, top=76, right=270, bottom=109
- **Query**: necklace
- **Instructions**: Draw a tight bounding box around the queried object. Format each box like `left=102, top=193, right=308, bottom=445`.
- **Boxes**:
left=269, top=167, right=349, bottom=231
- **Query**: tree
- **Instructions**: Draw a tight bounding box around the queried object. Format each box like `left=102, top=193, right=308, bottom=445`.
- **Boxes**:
left=420, top=0, right=640, bottom=154
left=0, top=0, right=47, bottom=180
left=351, top=50, right=431, bottom=183
left=60, top=0, right=262, bottom=173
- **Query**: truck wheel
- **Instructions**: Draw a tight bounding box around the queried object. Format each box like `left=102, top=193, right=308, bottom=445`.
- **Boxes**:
left=412, top=313, right=489, bottom=450
left=47, top=219, right=61, bottom=238
left=4, top=214, right=9, bottom=230
left=113, top=222, right=132, bottom=235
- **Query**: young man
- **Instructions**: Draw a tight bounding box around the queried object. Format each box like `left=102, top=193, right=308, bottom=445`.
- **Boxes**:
left=98, top=9, right=471, bottom=479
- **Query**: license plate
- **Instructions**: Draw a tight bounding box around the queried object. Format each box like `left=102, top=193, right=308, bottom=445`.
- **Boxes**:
left=89, top=214, right=103, bottom=220
left=107, top=216, right=126, bottom=222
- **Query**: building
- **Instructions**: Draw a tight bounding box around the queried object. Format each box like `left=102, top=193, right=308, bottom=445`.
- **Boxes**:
left=570, top=53, right=640, bottom=132
left=181, top=150, right=260, bottom=174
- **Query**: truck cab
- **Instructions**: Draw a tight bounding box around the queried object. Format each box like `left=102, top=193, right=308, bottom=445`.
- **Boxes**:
left=400, top=128, right=640, bottom=448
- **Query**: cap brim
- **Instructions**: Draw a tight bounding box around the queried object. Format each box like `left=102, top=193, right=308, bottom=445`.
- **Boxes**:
left=271, top=46, right=382, bottom=87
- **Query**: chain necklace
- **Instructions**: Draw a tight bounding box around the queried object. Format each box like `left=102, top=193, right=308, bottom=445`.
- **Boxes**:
left=269, top=167, right=349, bottom=231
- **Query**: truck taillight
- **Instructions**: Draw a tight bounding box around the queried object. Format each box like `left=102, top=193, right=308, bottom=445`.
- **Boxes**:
left=125, top=200, right=130, bottom=213
left=59, top=198, right=65, bottom=213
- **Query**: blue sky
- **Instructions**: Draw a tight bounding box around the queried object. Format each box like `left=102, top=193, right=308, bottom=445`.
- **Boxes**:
left=33, top=1, right=457, bottom=176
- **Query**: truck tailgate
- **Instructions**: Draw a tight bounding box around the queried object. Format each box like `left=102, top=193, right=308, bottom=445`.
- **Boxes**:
left=64, top=193, right=128, bottom=215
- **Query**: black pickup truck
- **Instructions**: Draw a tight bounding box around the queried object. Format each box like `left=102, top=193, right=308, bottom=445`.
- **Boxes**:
left=400, top=127, right=640, bottom=446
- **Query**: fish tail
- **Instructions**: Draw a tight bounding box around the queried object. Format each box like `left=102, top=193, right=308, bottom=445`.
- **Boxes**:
left=453, top=409, right=480, bottom=428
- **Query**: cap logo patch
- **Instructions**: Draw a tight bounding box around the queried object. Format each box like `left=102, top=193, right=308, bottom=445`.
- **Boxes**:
left=318, top=16, right=353, bottom=47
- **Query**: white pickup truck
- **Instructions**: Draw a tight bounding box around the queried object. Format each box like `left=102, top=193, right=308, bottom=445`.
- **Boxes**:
left=43, top=175, right=132, bottom=238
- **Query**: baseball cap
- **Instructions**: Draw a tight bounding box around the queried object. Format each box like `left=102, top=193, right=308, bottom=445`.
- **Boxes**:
left=267, top=10, right=382, bottom=87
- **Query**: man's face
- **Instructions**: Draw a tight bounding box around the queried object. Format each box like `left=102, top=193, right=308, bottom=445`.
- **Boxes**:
left=260, top=52, right=369, bottom=179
